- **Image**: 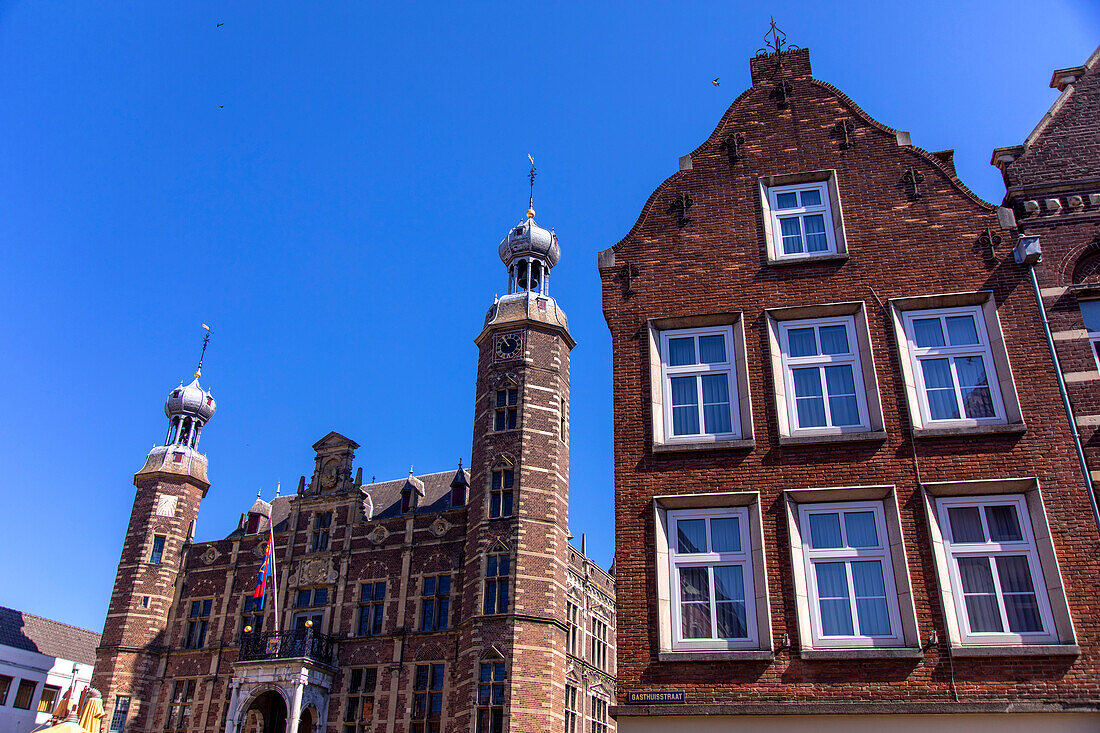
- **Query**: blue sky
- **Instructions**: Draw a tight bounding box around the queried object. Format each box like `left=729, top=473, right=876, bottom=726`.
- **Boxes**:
left=0, top=1, right=1096, bottom=633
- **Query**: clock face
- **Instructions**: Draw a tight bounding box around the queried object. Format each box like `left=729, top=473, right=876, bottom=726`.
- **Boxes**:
left=495, top=332, right=522, bottom=361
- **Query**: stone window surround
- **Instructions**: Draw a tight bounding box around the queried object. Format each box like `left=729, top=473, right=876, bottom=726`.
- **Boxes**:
left=759, top=169, right=849, bottom=265
left=647, top=313, right=755, bottom=452
left=783, top=485, right=923, bottom=660
left=765, top=301, right=888, bottom=445
left=921, top=477, right=1079, bottom=657
left=889, top=291, right=1026, bottom=438
left=653, top=491, right=773, bottom=661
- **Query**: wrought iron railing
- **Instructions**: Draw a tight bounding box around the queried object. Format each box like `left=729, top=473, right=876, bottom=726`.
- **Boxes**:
left=238, top=629, right=335, bottom=665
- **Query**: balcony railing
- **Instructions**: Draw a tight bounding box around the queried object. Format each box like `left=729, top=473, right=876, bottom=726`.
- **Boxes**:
left=238, top=629, right=335, bottom=666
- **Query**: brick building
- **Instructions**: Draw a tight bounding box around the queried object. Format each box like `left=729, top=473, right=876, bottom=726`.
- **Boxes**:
left=992, top=45, right=1100, bottom=494
left=599, top=40, right=1100, bottom=732
left=91, top=201, right=616, bottom=733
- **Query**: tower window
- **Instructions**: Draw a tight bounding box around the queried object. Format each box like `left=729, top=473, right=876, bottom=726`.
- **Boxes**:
left=484, top=554, right=511, bottom=614
left=149, top=535, right=166, bottom=564
left=489, top=469, right=514, bottom=519
left=476, top=662, right=506, bottom=733
left=494, top=389, right=519, bottom=431
left=310, top=511, right=331, bottom=552
left=419, top=575, right=451, bottom=632
left=344, top=667, right=378, bottom=733
left=559, top=396, right=567, bottom=441
left=357, top=581, right=387, bottom=636
left=411, top=663, right=444, bottom=733
left=184, top=599, right=212, bottom=649
left=108, top=696, right=130, bottom=733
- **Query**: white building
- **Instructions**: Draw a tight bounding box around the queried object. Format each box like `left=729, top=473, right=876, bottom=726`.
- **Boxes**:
left=0, top=606, right=100, bottom=733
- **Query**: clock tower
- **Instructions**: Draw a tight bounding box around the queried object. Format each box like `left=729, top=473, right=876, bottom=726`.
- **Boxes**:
left=454, top=195, right=576, bottom=731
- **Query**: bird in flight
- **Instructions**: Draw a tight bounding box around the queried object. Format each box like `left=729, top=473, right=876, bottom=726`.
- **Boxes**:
left=218, top=105, right=224, bottom=109
left=712, top=78, right=720, bottom=86
left=217, top=23, right=224, bottom=27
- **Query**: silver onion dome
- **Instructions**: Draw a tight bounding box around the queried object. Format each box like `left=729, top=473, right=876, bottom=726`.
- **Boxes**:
left=498, top=210, right=560, bottom=269
left=165, top=377, right=216, bottom=423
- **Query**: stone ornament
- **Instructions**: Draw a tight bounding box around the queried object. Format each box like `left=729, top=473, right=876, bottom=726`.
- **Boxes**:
left=291, top=557, right=338, bottom=586
left=368, top=525, right=389, bottom=545
left=201, top=546, right=220, bottom=565
left=429, top=517, right=451, bottom=538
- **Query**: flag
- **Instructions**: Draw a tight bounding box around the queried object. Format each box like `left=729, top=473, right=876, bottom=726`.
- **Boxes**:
left=253, top=532, right=273, bottom=609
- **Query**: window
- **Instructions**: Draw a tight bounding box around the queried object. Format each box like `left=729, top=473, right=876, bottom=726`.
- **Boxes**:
left=357, top=581, right=386, bottom=636
left=296, top=587, right=329, bottom=608
left=184, top=599, right=212, bottom=649
left=668, top=508, right=756, bottom=647
left=240, top=595, right=264, bottom=638
left=109, top=696, right=130, bottom=732
left=559, top=396, right=567, bottom=441
left=149, top=535, right=165, bottom=564
left=164, top=679, right=195, bottom=733
left=343, top=668, right=377, bottom=733
left=420, top=575, right=451, bottom=632
left=13, top=679, right=35, bottom=709
left=38, top=684, right=60, bottom=714
left=310, top=512, right=331, bottom=552
left=564, top=685, right=579, bottom=733
left=476, top=662, right=506, bottom=733
left=798, top=502, right=903, bottom=646
left=0, top=674, right=11, bottom=706
left=938, top=495, right=1054, bottom=643
left=494, top=388, right=519, bottom=431
left=294, top=611, right=324, bottom=630
left=484, top=554, right=511, bottom=614
left=402, top=489, right=413, bottom=514
left=660, top=326, right=739, bottom=441
left=902, top=307, right=1006, bottom=425
left=590, top=696, right=609, bottom=733
left=768, top=181, right=836, bottom=257
left=778, top=317, right=869, bottom=433
left=489, top=469, right=514, bottom=519
left=1080, top=300, right=1100, bottom=371
left=589, top=616, right=609, bottom=671
left=245, top=513, right=262, bottom=534
left=566, top=599, right=580, bottom=656
left=411, top=663, right=443, bottom=733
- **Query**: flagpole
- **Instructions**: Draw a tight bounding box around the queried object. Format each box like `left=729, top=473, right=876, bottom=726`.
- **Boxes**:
left=271, top=482, right=280, bottom=634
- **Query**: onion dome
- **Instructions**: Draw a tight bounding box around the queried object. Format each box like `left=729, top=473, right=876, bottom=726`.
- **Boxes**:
left=498, top=210, right=560, bottom=269
left=165, top=378, right=216, bottom=423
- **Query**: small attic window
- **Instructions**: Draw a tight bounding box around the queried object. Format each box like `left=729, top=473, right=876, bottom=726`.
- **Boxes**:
left=172, top=453, right=184, bottom=464
left=452, top=483, right=466, bottom=508
left=172, top=390, right=181, bottom=398
left=513, top=226, right=524, bottom=236
left=401, top=490, right=412, bottom=514
left=246, top=514, right=261, bottom=534
left=206, top=397, right=213, bottom=406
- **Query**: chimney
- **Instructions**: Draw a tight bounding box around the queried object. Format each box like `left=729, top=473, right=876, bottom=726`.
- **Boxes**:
left=750, top=47, right=813, bottom=86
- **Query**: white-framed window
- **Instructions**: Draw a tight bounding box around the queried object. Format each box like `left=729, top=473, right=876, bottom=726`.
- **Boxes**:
left=590, top=695, right=609, bottom=733
left=564, top=685, right=579, bottom=733
left=589, top=615, right=610, bottom=671
left=767, top=181, right=836, bottom=257
left=778, top=316, right=869, bottom=433
left=566, top=598, right=581, bottom=656
left=1078, top=299, right=1100, bottom=372
left=798, top=501, right=903, bottom=647
left=660, top=326, right=739, bottom=441
left=937, top=494, right=1056, bottom=644
left=902, top=306, right=1006, bottom=425
left=668, top=507, right=756, bottom=648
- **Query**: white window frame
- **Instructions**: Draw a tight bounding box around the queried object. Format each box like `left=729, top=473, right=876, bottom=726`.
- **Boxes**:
left=937, top=494, right=1057, bottom=645
left=1091, top=336, right=1100, bottom=374
left=667, top=507, right=758, bottom=649
left=778, top=315, right=870, bottom=435
left=902, top=306, right=1007, bottom=427
left=659, top=326, right=741, bottom=442
left=767, top=181, right=837, bottom=258
left=798, top=501, right=904, bottom=648
left=589, top=694, right=610, bottom=733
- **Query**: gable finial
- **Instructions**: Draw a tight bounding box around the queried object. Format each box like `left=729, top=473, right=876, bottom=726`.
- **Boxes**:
left=527, top=154, right=537, bottom=218
left=195, top=324, right=211, bottom=379
left=756, top=17, right=798, bottom=56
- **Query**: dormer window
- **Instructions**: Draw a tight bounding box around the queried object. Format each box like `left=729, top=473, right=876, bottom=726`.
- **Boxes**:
left=246, top=514, right=262, bottom=534
left=402, top=490, right=412, bottom=514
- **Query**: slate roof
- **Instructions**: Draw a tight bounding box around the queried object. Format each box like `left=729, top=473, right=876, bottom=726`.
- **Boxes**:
left=0, top=606, right=100, bottom=666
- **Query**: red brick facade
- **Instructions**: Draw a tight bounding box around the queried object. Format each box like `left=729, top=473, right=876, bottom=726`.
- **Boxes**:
left=601, top=46, right=1100, bottom=728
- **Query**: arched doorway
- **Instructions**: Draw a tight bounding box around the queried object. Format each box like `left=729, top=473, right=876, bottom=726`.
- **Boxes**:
left=297, top=706, right=313, bottom=733
left=241, top=690, right=287, bottom=733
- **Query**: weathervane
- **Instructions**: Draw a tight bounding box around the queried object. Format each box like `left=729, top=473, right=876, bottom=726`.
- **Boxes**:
left=757, top=17, right=798, bottom=56
left=527, top=154, right=537, bottom=214
left=195, top=324, right=211, bottom=378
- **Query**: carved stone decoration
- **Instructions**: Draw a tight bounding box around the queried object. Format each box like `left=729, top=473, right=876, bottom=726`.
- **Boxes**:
left=251, top=541, right=269, bottom=559
left=320, top=460, right=340, bottom=491
left=201, top=546, right=220, bottom=565
left=291, top=557, right=338, bottom=586
left=368, top=525, right=389, bottom=545
left=429, top=517, right=451, bottom=538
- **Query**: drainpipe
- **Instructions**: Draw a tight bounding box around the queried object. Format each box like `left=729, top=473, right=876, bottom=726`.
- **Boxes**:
left=1017, top=235, right=1100, bottom=532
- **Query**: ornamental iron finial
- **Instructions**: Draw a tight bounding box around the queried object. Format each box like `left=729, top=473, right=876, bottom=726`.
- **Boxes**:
left=195, top=324, right=211, bottom=379
left=527, top=154, right=537, bottom=217
left=757, top=17, right=799, bottom=56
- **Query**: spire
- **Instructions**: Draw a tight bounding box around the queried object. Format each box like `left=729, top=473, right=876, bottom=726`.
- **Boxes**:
left=527, top=154, right=537, bottom=218
left=499, top=156, right=560, bottom=296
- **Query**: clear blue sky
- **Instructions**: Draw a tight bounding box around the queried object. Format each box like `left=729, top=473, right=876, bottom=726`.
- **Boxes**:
left=1, top=1, right=1096, bottom=633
